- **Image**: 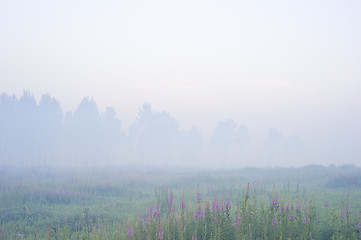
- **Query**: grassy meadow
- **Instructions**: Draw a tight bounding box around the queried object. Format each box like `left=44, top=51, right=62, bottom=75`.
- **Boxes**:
left=0, top=165, right=361, bottom=239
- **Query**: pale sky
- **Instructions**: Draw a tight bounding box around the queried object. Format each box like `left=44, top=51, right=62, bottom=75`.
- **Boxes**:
left=1, top=0, right=361, bottom=165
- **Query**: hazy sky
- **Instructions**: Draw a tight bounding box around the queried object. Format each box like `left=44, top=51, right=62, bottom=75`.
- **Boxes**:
left=1, top=0, right=361, bottom=165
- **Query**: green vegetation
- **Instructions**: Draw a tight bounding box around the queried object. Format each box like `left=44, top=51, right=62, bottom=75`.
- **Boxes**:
left=0, top=165, right=360, bottom=239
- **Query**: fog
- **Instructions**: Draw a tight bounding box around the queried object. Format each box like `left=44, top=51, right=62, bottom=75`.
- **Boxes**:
left=0, top=91, right=359, bottom=169
left=1, top=1, right=360, bottom=168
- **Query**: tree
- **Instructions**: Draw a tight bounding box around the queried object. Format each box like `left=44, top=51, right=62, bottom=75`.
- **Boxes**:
left=178, top=126, right=204, bottom=164
left=71, top=97, right=102, bottom=166
left=0, top=93, right=18, bottom=165
left=128, top=104, right=180, bottom=166
left=101, top=107, right=123, bottom=164
left=38, top=93, right=63, bottom=165
left=16, top=91, right=39, bottom=166
left=210, top=119, right=249, bottom=167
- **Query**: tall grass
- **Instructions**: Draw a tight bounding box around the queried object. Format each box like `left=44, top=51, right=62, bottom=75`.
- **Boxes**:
left=0, top=166, right=360, bottom=239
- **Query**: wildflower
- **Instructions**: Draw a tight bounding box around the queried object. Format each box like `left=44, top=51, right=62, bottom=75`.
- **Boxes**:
left=324, top=201, right=328, bottom=207
left=127, top=228, right=134, bottom=239
left=158, top=231, right=164, bottom=240
left=272, top=198, right=279, bottom=208
left=296, top=205, right=301, bottom=213
left=194, top=209, right=203, bottom=223
left=148, top=206, right=153, bottom=217
left=272, top=218, right=277, bottom=227
left=168, top=195, right=174, bottom=212
left=219, top=203, right=226, bottom=211
left=225, top=200, right=231, bottom=209
left=340, top=211, right=345, bottom=219
left=153, top=206, right=160, bottom=217
left=345, top=205, right=350, bottom=213
left=212, top=200, right=219, bottom=212
left=281, top=206, right=286, bottom=215
left=169, top=195, right=174, bottom=206
left=358, top=222, right=361, bottom=229
left=289, top=214, right=295, bottom=221
left=196, top=192, right=202, bottom=203
left=287, top=203, right=291, bottom=210
left=180, top=199, right=186, bottom=209
left=235, top=216, right=241, bottom=228
left=302, top=217, right=310, bottom=224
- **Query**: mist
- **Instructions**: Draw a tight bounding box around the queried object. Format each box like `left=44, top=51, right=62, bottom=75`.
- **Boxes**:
left=3, top=3, right=361, bottom=239
left=1, top=1, right=361, bottom=169
left=0, top=91, right=359, bottom=169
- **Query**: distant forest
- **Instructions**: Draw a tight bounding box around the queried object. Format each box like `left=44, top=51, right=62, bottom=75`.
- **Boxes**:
left=0, top=91, right=302, bottom=168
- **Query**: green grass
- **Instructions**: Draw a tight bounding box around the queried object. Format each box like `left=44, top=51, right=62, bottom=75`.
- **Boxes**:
left=0, top=165, right=360, bottom=239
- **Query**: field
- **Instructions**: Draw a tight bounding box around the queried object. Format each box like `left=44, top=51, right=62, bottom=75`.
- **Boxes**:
left=1, top=165, right=361, bottom=240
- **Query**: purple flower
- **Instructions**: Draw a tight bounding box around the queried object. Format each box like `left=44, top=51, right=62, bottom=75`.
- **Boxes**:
left=272, top=198, right=279, bottom=208
left=168, top=195, right=174, bottom=212
left=219, top=203, right=226, bottom=211
left=340, top=211, right=345, bottom=219
left=196, top=192, right=202, bottom=203
left=272, top=218, right=277, bottom=227
left=296, top=205, right=301, bottom=213
left=180, top=199, right=186, bottom=209
left=127, top=228, right=134, bottom=239
left=289, top=214, right=295, bottom=221
left=148, top=206, right=153, bottom=217
left=302, top=217, right=310, bottom=224
left=212, top=200, right=219, bottom=212
left=281, top=206, right=286, bottom=215
left=324, top=201, right=328, bottom=207
left=358, top=222, right=361, bottom=229
left=235, top=216, right=241, bottom=228
left=153, top=206, right=160, bottom=217
left=226, top=200, right=231, bottom=209
left=194, top=209, right=204, bottom=223
left=158, top=232, right=164, bottom=240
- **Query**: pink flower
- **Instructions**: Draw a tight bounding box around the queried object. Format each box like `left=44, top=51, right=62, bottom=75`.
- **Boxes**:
left=272, top=218, right=277, bottom=227
left=127, top=228, right=134, bottom=239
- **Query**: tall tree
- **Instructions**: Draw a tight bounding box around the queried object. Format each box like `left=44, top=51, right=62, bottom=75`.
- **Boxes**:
left=72, top=97, right=102, bottom=166
left=129, top=104, right=180, bottom=166
left=210, top=119, right=249, bottom=167
left=38, top=93, right=63, bottom=165
left=101, top=107, right=123, bottom=164
left=0, top=93, right=18, bottom=165
left=17, top=91, right=38, bottom=166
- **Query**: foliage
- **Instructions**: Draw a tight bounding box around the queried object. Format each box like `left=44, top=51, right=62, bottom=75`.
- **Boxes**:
left=0, top=166, right=361, bottom=239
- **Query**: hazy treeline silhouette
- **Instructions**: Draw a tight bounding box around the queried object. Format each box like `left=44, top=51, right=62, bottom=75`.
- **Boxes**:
left=0, top=91, right=302, bottom=168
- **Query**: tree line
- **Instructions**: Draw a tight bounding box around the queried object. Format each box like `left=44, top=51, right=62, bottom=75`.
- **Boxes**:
left=0, top=91, right=301, bottom=168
